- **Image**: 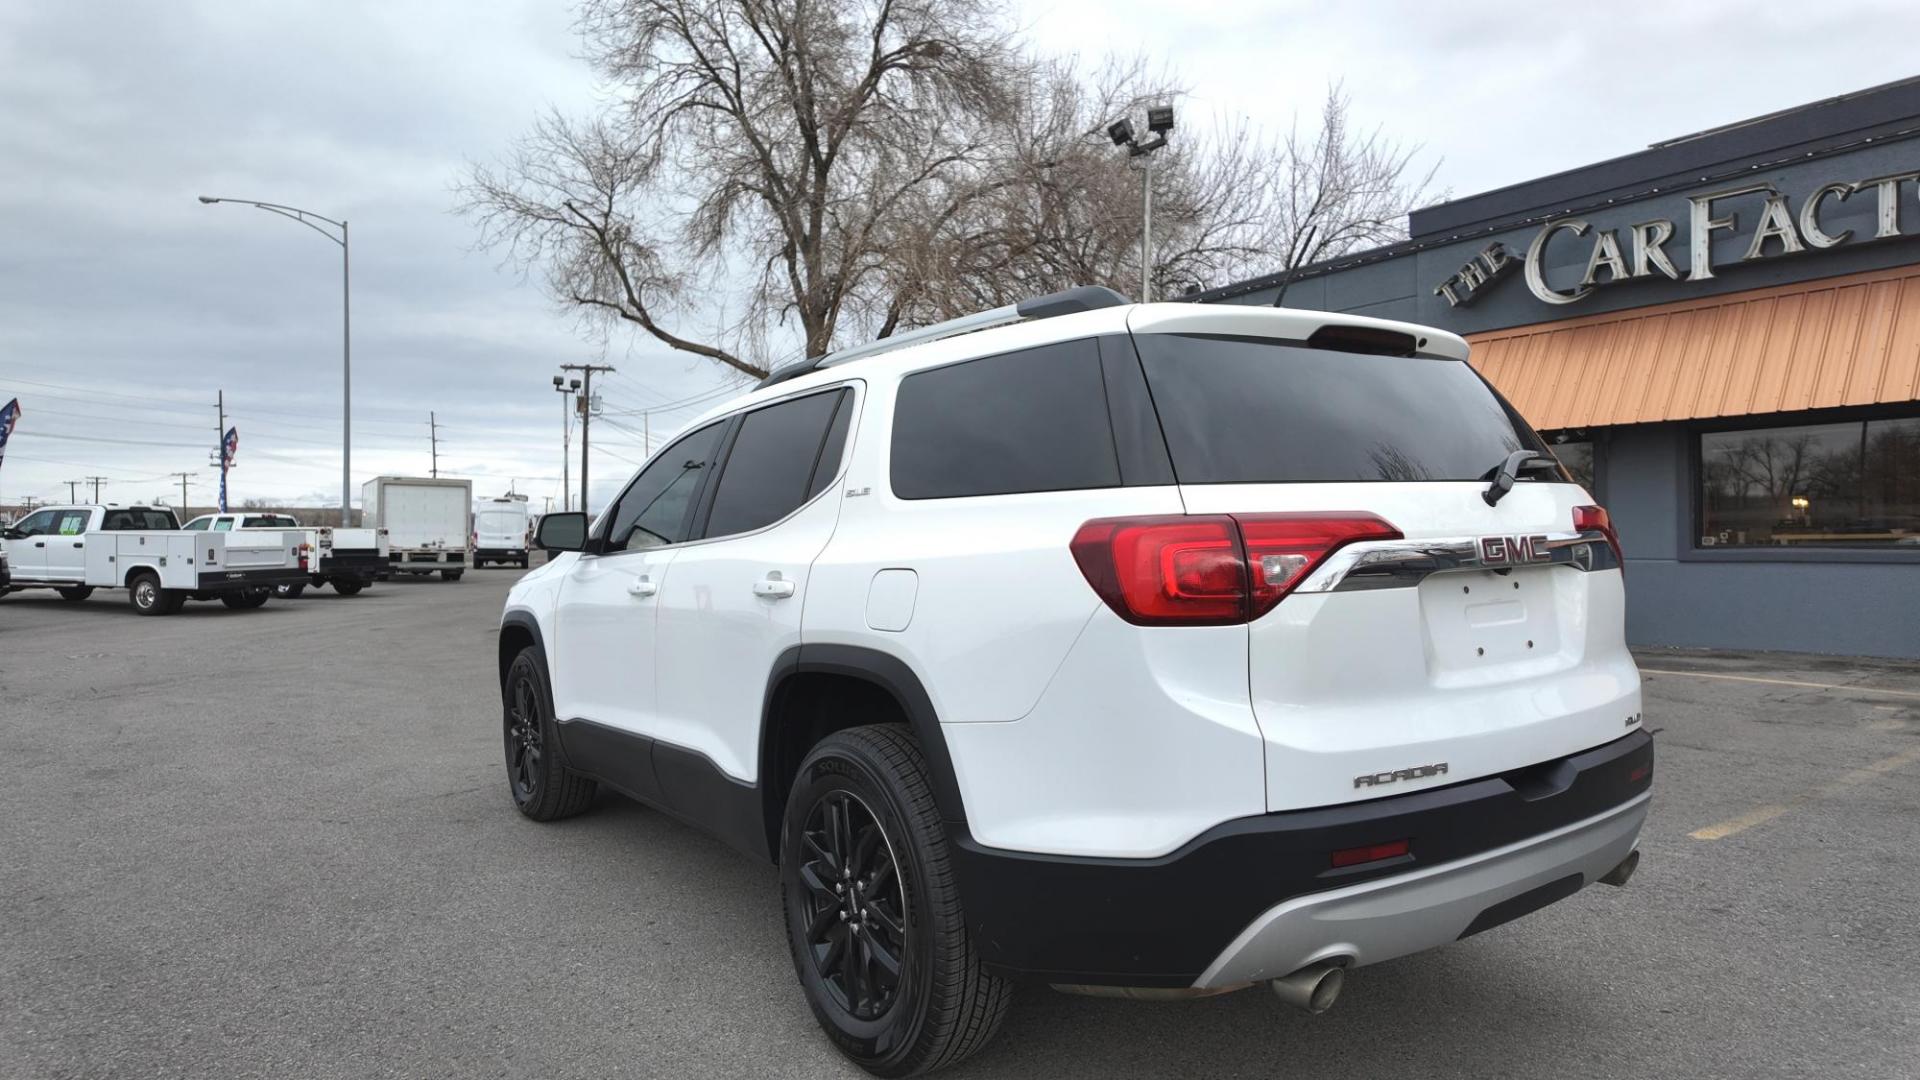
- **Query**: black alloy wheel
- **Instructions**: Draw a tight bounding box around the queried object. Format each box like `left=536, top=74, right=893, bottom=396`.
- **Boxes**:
left=781, top=726, right=1010, bottom=1076
left=504, top=670, right=544, bottom=806
left=500, top=647, right=595, bottom=821
left=796, top=789, right=908, bottom=1022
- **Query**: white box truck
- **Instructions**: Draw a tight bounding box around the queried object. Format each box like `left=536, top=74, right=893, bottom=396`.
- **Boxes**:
left=473, top=494, right=533, bottom=569
left=360, top=477, right=472, bottom=581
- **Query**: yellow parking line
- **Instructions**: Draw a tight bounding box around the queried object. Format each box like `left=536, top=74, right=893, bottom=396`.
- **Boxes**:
left=1641, top=668, right=1920, bottom=700
left=1690, top=744, right=1920, bottom=841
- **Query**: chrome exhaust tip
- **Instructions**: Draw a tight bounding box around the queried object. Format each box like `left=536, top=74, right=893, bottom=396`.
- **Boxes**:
left=1269, top=962, right=1344, bottom=1014
left=1598, top=849, right=1640, bottom=888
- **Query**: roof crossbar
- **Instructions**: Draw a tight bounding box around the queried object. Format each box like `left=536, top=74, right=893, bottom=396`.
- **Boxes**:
left=755, top=285, right=1129, bottom=388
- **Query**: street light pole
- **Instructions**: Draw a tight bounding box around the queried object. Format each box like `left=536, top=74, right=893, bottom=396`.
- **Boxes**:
left=198, top=196, right=352, bottom=525
left=559, top=364, right=615, bottom=515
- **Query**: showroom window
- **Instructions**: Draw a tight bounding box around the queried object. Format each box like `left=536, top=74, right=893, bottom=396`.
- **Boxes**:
left=1543, top=431, right=1597, bottom=494
left=1698, top=415, right=1920, bottom=547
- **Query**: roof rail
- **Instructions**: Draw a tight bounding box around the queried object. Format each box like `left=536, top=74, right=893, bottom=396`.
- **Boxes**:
left=755, top=285, right=1129, bottom=389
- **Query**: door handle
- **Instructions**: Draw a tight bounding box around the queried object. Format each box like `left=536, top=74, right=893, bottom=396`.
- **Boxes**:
left=34, top=541, right=45, bottom=548
left=753, top=573, right=796, bottom=599
left=628, top=576, right=657, bottom=598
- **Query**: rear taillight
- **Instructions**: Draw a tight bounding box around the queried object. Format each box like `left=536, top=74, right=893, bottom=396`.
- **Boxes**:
left=297, top=542, right=311, bottom=571
left=1573, top=504, right=1623, bottom=567
left=1070, top=512, right=1401, bottom=626
left=1330, top=838, right=1411, bottom=869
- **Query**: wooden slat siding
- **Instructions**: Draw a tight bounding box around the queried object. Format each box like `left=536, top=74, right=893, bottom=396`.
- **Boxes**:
left=1465, top=263, right=1920, bottom=427
left=1843, top=278, right=1900, bottom=406
left=1747, top=293, right=1805, bottom=417
left=1779, top=287, right=1837, bottom=413
left=1884, top=276, right=1920, bottom=401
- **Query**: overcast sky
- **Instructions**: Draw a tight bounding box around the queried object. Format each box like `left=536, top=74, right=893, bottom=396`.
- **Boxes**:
left=3, top=0, right=1917, bottom=514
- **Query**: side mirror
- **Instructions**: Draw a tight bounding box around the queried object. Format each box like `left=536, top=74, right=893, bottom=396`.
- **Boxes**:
left=535, top=512, right=590, bottom=553
left=0, top=527, right=21, bottom=541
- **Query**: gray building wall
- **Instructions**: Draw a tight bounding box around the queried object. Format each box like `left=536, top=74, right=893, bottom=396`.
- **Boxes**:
left=1600, top=423, right=1919, bottom=659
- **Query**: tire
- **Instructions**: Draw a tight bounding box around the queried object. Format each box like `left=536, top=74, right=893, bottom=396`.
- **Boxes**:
left=275, top=583, right=307, bottom=599
left=781, top=726, right=1012, bottom=1077
left=442, top=571, right=463, bottom=582
left=333, top=578, right=365, bottom=596
left=502, top=647, right=596, bottom=821
left=57, top=586, right=93, bottom=602
left=128, top=572, right=178, bottom=616
left=220, top=588, right=270, bottom=610
left=519, top=555, right=530, bottom=569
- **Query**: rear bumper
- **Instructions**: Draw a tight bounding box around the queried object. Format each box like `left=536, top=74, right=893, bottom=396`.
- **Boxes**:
left=948, top=729, right=1652, bottom=987
left=320, top=551, right=386, bottom=578
left=195, top=567, right=309, bottom=589
left=475, top=548, right=526, bottom=559
left=1195, top=792, right=1647, bottom=987
left=389, top=551, right=466, bottom=567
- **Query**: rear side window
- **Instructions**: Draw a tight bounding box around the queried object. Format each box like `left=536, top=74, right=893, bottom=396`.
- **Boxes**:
left=703, top=389, right=848, bottom=538
left=891, top=340, right=1119, bottom=499
left=1132, top=334, right=1546, bottom=484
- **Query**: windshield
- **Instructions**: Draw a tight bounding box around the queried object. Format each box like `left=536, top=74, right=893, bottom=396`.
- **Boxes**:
left=1132, top=333, right=1551, bottom=484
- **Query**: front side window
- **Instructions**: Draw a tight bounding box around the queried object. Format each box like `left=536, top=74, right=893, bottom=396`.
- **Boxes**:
left=703, top=389, right=849, bottom=538
left=891, top=339, right=1120, bottom=499
left=603, top=420, right=728, bottom=552
left=182, top=517, right=211, bottom=531
left=12, top=509, right=56, bottom=536
left=1700, top=416, right=1920, bottom=548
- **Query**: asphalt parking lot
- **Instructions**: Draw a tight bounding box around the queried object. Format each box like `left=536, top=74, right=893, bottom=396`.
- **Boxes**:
left=2, top=571, right=1918, bottom=1079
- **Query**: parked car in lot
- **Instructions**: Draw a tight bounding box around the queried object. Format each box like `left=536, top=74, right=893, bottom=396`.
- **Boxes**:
left=182, top=512, right=388, bottom=597
left=497, top=290, right=1650, bottom=1076
left=1, top=504, right=308, bottom=614
left=473, top=495, right=532, bottom=568
left=361, top=476, right=471, bottom=580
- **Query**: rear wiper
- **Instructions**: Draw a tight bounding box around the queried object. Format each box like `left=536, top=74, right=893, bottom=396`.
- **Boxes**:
left=1482, top=450, right=1551, bottom=506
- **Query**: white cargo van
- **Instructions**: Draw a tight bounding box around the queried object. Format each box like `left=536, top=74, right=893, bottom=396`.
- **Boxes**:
left=473, top=495, right=533, bottom=568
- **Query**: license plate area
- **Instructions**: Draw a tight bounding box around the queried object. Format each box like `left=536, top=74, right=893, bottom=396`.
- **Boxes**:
left=1420, top=567, right=1562, bottom=676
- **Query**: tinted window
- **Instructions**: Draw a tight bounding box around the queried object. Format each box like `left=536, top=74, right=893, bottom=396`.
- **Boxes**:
left=243, top=515, right=298, bottom=528
left=1700, top=416, right=1920, bottom=548
left=1134, top=334, right=1545, bottom=484
left=809, top=392, right=855, bottom=500
left=13, top=510, right=56, bottom=536
left=705, top=389, right=846, bottom=538
left=891, top=340, right=1120, bottom=499
left=604, top=420, right=727, bottom=552
left=101, top=509, right=178, bottom=530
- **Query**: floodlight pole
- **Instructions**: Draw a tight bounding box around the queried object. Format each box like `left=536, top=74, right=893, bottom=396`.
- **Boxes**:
left=1141, top=157, right=1153, bottom=304
left=197, top=196, right=352, bottom=525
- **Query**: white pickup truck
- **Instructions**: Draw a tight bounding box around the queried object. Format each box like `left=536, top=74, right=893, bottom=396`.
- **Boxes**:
left=182, top=512, right=389, bottom=597
left=0, top=504, right=309, bottom=615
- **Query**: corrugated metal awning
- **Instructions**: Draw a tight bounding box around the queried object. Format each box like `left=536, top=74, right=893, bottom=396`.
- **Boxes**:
left=1467, top=264, right=1920, bottom=430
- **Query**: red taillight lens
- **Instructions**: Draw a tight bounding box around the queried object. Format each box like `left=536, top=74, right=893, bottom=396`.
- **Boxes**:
left=1573, top=504, right=1623, bottom=567
left=1070, top=512, right=1401, bottom=626
left=1330, top=838, right=1411, bottom=869
left=1239, top=513, right=1402, bottom=620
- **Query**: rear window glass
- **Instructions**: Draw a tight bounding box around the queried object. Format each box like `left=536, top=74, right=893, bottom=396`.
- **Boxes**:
left=891, top=340, right=1119, bottom=499
left=101, top=510, right=179, bottom=530
left=1133, top=334, right=1546, bottom=484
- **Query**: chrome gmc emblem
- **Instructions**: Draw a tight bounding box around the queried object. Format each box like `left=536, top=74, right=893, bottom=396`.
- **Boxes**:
left=1479, top=534, right=1551, bottom=566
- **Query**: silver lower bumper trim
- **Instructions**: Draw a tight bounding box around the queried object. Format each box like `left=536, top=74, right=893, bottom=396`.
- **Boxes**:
left=1193, top=792, right=1650, bottom=989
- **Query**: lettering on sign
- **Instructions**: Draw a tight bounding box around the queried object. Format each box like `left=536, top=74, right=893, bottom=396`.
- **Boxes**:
left=1429, top=168, right=1919, bottom=307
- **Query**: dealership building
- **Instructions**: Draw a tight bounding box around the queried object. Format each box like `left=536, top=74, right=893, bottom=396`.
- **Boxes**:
left=1203, top=79, right=1920, bottom=659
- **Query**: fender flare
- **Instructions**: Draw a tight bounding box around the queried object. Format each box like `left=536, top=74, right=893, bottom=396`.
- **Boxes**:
left=762, top=643, right=969, bottom=828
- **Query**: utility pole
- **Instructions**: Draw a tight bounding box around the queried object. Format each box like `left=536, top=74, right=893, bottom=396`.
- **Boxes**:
left=215, top=390, right=229, bottom=512
left=65, top=480, right=80, bottom=502
left=85, top=476, right=109, bottom=502
left=429, top=411, right=439, bottom=478
left=557, top=364, right=614, bottom=514
left=170, top=472, right=196, bottom=512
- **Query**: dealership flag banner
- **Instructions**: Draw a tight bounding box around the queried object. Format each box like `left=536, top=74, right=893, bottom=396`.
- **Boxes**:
left=218, top=426, right=238, bottom=511
left=0, top=398, right=18, bottom=476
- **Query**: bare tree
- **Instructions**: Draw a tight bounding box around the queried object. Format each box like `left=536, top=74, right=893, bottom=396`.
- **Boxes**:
left=462, top=4, right=1440, bottom=375
left=462, top=0, right=1020, bottom=377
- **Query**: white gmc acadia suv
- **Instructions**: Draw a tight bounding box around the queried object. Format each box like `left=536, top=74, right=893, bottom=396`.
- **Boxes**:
left=498, top=287, right=1651, bottom=1076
